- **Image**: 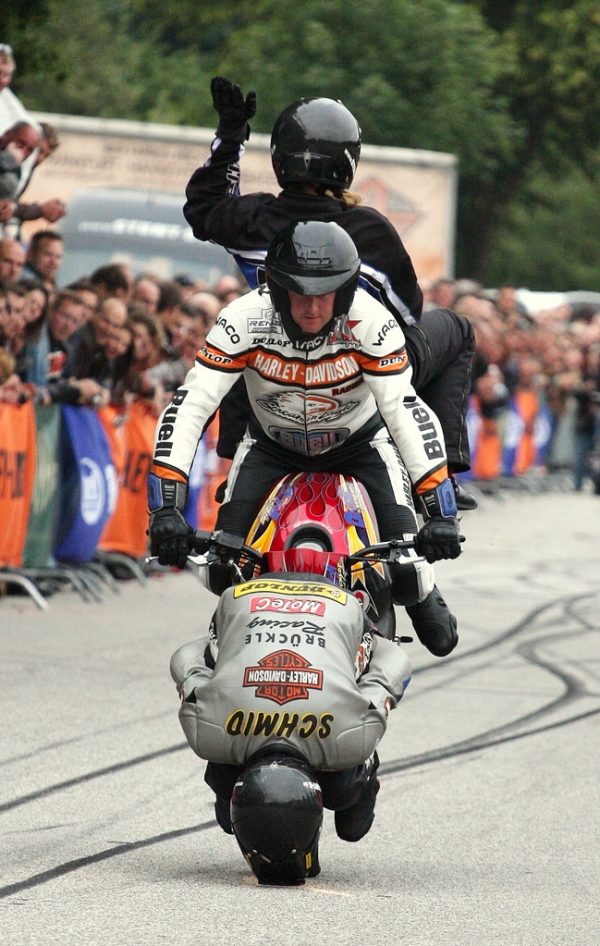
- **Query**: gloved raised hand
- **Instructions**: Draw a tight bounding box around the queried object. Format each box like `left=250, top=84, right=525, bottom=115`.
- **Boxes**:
left=211, top=76, right=256, bottom=142
left=414, top=479, right=463, bottom=564
left=147, top=473, right=193, bottom=569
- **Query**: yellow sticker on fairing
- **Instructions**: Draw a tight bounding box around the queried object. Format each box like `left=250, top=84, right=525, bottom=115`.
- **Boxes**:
left=232, top=578, right=347, bottom=604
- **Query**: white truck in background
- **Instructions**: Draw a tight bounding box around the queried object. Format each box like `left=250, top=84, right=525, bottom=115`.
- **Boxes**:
left=23, top=112, right=458, bottom=287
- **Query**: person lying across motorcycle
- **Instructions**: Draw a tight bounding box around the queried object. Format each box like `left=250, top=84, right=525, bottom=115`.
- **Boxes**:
left=148, top=220, right=463, bottom=657
left=182, top=76, right=476, bottom=511
left=170, top=569, right=412, bottom=882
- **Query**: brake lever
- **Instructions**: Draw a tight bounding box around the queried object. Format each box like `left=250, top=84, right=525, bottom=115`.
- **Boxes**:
left=348, top=538, right=419, bottom=566
left=190, top=529, right=264, bottom=570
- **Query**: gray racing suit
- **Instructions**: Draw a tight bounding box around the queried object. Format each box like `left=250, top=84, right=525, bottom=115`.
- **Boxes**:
left=170, top=576, right=412, bottom=770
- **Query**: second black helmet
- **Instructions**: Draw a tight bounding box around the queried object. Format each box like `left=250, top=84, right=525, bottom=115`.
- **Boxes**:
left=271, top=97, right=361, bottom=191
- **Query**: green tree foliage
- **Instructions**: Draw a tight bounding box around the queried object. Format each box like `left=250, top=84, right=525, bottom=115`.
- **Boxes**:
left=201, top=0, right=511, bottom=184
left=125, top=0, right=252, bottom=53
left=487, top=162, right=600, bottom=291
left=1, top=1, right=52, bottom=77
left=461, top=1, right=600, bottom=277
left=5, top=0, right=600, bottom=285
left=10, top=1, right=149, bottom=117
left=8, top=0, right=209, bottom=124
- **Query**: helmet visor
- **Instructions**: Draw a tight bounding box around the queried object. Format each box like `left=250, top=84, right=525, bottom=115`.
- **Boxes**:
left=267, top=264, right=356, bottom=297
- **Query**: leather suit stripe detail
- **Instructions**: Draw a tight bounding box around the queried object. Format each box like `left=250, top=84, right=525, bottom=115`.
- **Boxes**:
left=369, top=430, right=414, bottom=508
left=196, top=344, right=249, bottom=372
left=354, top=349, right=410, bottom=375
left=247, top=350, right=362, bottom=389
left=413, top=463, right=449, bottom=493
left=221, top=432, right=255, bottom=503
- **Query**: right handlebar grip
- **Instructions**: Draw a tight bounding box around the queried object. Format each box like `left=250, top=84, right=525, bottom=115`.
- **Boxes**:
left=190, top=530, right=214, bottom=553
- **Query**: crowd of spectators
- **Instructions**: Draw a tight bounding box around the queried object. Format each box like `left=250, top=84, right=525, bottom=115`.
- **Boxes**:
left=1, top=40, right=599, bottom=493
left=424, top=277, right=600, bottom=492
left=0, top=44, right=248, bottom=428
left=0, top=243, right=246, bottom=421
left=2, top=245, right=599, bottom=493
left=0, top=46, right=66, bottom=234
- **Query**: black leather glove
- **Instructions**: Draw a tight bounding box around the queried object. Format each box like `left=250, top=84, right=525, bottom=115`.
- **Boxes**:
left=414, top=516, right=462, bottom=563
left=149, top=507, right=193, bottom=569
left=211, top=76, right=256, bottom=142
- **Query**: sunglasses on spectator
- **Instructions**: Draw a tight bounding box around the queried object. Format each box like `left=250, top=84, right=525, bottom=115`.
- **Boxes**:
left=0, top=301, right=12, bottom=315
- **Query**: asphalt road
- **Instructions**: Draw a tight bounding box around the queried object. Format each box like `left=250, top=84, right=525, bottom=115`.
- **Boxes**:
left=1, top=491, right=599, bottom=946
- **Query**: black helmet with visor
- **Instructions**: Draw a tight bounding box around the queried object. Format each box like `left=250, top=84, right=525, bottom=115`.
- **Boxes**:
left=230, top=746, right=323, bottom=886
left=265, top=220, right=360, bottom=344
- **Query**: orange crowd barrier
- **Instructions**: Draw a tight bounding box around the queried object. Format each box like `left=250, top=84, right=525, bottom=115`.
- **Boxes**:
left=470, top=400, right=503, bottom=480
left=99, top=400, right=156, bottom=558
left=0, top=401, right=37, bottom=567
left=512, top=390, right=539, bottom=476
left=0, top=387, right=556, bottom=581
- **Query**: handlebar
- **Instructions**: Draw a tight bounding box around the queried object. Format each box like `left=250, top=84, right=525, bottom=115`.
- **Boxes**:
left=148, top=530, right=462, bottom=573
left=348, top=532, right=463, bottom=567
left=188, top=529, right=264, bottom=565
left=188, top=531, right=422, bottom=568
left=347, top=538, right=417, bottom=566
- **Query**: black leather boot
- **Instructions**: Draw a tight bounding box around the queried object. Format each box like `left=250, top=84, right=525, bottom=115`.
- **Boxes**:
left=452, top=477, right=478, bottom=511
left=335, top=753, right=380, bottom=843
left=405, top=586, right=458, bottom=656
left=214, top=795, right=234, bottom=834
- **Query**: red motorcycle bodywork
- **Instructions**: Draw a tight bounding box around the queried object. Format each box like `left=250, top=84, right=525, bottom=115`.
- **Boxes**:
left=244, top=471, right=389, bottom=618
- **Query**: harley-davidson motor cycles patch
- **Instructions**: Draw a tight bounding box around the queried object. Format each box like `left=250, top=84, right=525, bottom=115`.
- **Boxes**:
left=243, top=649, right=324, bottom=706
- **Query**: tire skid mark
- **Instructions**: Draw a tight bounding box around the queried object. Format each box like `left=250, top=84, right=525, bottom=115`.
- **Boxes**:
left=0, top=745, right=186, bottom=814
left=0, top=821, right=214, bottom=900
left=0, top=711, right=174, bottom=769
left=1, top=593, right=596, bottom=817
left=3, top=705, right=599, bottom=902
left=564, top=596, right=600, bottom=634
left=418, top=591, right=596, bottom=672
left=383, top=615, right=600, bottom=776
left=411, top=591, right=595, bottom=700
left=380, top=707, right=600, bottom=777
left=417, top=620, right=593, bottom=738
